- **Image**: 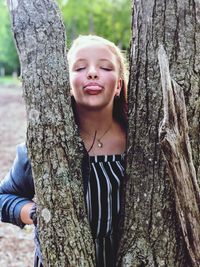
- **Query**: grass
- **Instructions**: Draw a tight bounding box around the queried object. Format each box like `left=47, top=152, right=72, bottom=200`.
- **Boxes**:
left=0, top=76, right=21, bottom=86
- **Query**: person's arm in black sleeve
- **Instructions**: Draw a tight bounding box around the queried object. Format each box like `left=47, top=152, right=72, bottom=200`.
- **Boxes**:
left=0, top=143, right=35, bottom=228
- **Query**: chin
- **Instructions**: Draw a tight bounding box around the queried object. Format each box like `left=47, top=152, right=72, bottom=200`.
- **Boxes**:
left=81, top=102, right=110, bottom=112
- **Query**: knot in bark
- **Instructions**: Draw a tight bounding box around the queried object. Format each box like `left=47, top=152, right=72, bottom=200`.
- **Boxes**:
left=41, top=208, right=51, bottom=223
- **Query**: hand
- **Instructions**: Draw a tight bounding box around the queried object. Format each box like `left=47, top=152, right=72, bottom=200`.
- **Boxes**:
left=29, top=202, right=37, bottom=226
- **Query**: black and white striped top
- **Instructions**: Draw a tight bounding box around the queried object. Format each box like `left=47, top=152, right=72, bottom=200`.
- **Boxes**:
left=87, top=154, right=125, bottom=267
left=34, top=154, right=125, bottom=267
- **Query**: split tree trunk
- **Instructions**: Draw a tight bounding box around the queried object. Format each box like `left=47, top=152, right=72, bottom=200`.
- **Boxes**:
left=117, top=0, right=200, bottom=266
left=7, top=1, right=95, bottom=266
left=158, top=45, right=200, bottom=267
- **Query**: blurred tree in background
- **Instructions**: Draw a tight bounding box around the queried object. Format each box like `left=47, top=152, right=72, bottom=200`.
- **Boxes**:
left=0, top=0, right=131, bottom=75
left=0, top=0, right=20, bottom=75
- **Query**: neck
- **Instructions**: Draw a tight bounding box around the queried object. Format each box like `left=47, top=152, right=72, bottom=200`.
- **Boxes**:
left=76, top=106, right=114, bottom=135
left=74, top=105, right=126, bottom=155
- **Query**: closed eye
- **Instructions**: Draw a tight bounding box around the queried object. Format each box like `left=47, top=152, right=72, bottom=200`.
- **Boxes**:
left=74, top=67, right=86, bottom=71
left=100, top=67, right=112, bottom=71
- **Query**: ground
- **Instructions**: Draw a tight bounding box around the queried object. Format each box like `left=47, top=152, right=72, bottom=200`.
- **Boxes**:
left=0, top=85, right=34, bottom=267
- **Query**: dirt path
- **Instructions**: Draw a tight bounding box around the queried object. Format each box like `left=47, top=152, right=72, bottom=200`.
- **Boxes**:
left=0, top=85, right=34, bottom=267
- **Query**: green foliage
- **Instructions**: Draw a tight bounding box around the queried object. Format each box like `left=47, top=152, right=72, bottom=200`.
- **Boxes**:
left=0, top=1, right=19, bottom=74
left=58, top=0, right=131, bottom=49
left=0, top=0, right=131, bottom=74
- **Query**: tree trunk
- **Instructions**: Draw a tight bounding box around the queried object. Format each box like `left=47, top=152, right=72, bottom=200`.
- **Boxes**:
left=117, top=0, right=199, bottom=266
left=7, top=0, right=200, bottom=266
left=7, top=1, right=95, bottom=266
left=158, top=45, right=200, bottom=267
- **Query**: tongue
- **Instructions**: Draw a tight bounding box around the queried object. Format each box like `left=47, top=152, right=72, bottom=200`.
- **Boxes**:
left=84, top=85, right=102, bottom=90
left=85, top=88, right=101, bottom=95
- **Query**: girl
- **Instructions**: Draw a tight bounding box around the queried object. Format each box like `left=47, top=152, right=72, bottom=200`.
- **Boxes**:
left=0, top=35, right=128, bottom=267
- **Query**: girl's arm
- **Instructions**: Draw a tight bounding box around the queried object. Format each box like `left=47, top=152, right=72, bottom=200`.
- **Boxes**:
left=0, top=143, right=35, bottom=228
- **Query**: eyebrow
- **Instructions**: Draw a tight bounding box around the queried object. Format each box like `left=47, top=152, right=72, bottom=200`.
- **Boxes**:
left=74, top=58, right=113, bottom=63
left=99, top=59, right=113, bottom=62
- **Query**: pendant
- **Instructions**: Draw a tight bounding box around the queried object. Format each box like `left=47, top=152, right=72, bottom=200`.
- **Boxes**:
left=97, top=140, right=103, bottom=148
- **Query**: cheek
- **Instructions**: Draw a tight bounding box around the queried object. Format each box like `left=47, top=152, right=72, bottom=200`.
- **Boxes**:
left=70, top=74, right=83, bottom=92
left=106, top=74, right=120, bottom=89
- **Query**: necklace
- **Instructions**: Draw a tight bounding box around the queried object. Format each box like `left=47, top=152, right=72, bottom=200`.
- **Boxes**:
left=80, top=123, right=112, bottom=150
left=96, top=123, right=112, bottom=148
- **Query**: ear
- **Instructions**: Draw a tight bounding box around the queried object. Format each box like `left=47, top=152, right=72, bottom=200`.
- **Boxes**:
left=115, top=78, right=122, bottom=96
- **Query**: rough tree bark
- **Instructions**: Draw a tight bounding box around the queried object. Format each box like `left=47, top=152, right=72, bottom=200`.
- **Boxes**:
left=117, top=0, right=200, bottom=267
left=7, top=1, right=95, bottom=266
left=158, top=46, right=200, bottom=266
left=7, top=0, right=200, bottom=267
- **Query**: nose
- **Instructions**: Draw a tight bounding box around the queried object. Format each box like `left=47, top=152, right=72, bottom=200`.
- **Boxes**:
left=87, top=66, right=98, bottom=79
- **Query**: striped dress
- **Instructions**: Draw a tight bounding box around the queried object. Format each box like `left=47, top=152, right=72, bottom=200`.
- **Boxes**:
left=88, top=154, right=125, bottom=267
left=35, top=153, right=125, bottom=267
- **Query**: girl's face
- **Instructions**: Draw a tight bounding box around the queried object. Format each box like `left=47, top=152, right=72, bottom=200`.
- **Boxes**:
left=69, top=42, right=122, bottom=112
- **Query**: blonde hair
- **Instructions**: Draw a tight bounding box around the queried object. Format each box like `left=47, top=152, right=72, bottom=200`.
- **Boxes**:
left=68, top=35, right=128, bottom=129
left=68, top=35, right=128, bottom=83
